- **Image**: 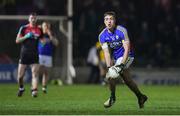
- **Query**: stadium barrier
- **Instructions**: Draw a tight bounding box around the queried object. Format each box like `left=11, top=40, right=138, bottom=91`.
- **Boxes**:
left=75, top=67, right=180, bottom=85
left=0, top=65, right=180, bottom=85
left=0, top=64, right=31, bottom=83
left=132, top=69, right=180, bottom=85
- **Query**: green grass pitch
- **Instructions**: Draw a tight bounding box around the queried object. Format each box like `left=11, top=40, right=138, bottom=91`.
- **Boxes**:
left=0, top=84, right=180, bottom=115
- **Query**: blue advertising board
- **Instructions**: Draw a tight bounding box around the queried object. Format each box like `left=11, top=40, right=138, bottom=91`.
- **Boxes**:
left=0, top=64, right=31, bottom=83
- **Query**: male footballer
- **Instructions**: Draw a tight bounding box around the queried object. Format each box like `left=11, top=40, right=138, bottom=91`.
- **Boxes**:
left=98, top=11, right=148, bottom=108
left=16, top=13, right=43, bottom=97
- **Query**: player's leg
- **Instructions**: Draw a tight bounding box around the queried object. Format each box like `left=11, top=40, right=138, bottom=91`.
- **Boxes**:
left=116, top=57, right=148, bottom=108
left=42, top=66, right=49, bottom=93
left=116, top=57, right=142, bottom=97
left=99, top=62, right=107, bottom=85
left=39, top=55, right=52, bottom=93
left=121, top=69, right=142, bottom=97
left=121, top=69, right=147, bottom=108
left=104, top=78, right=116, bottom=108
left=31, top=63, right=40, bottom=97
left=17, top=64, right=27, bottom=97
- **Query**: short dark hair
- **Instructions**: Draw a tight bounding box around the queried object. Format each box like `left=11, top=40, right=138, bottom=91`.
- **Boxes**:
left=104, top=11, right=116, bottom=19
left=29, top=12, right=37, bottom=16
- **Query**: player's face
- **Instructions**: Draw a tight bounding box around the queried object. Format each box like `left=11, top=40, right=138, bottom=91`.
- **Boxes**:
left=104, top=15, right=116, bottom=30
left=42, top=22, right=50, bottom=31
left=42, top=23, right=48, bottom=30
left=28, top=15, right=37, bottom=25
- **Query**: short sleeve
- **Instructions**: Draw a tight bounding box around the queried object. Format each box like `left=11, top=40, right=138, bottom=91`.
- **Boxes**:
left=98, top=33, right=106, bottom=44
left=117, top=26, right=129, bottom=41
left=98, top=32, right=108, bottom=49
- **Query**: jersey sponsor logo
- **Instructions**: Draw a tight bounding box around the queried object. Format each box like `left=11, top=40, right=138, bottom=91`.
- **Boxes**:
left=109, top=40, right=122, bottom=49
left=110, top=36, right=115, bottom=41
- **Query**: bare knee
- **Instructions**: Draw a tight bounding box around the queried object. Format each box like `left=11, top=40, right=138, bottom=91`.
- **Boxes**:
left=17, top=65, right=26, bottom=79
left=32, top=70, right=39, bottom=78
left=31, top=64, right=40, bottom=77
left=18, top=71, right=24, bottom=78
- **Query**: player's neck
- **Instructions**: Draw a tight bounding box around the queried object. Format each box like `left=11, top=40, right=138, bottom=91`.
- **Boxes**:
left=108, top=27, right=115, bottom=33
left=43, top=30, right=47, bottom=34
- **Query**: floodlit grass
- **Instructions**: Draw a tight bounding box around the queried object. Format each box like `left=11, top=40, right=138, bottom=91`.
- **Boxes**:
left=0, top=84, right=180, bottom=115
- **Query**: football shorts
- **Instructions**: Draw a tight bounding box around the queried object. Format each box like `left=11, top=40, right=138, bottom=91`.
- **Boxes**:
left=19, top=52, right=39, bottom=65
left=115, top=57, right=134, bottom=69
left=39, top=55, right=52, bottom=67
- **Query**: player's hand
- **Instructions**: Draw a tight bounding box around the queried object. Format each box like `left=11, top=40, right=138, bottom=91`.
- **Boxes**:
left=24, top=32, right=33, bottom=39
left=115, top=63, right=125, bottom=74
left=47, top=30, right=53, bottom=40
left=47, top=30, right=52, bottom=36
left=105, top=67, right=111, bottom=80
left=105, top=66, right=119, bottom=79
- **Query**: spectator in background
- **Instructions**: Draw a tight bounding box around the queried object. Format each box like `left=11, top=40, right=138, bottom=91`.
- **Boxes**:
left=86, top=43, right=100, bottom=84
left=96, top=42, right=107, bottom=85
left=38, top=21, right=59, bottom=93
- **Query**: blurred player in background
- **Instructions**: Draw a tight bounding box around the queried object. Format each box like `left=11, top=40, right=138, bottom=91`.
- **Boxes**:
left=16, top=12, right=42, bottom=97
left=38, top=21, right=59, bottom=93
left=96, top=42, right=107, bottom=85
left=98, top=11, right=148, bottom=108
left=87, top=43, right=100, bottom=84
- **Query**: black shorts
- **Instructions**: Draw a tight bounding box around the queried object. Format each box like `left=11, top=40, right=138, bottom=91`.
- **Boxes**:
left=19, top=52, right=39, bottom=65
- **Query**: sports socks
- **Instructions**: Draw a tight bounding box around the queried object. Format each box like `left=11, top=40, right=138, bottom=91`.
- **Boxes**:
left=19, top=85, right=24, bottom=91
left=109, top=80, right=116, bottom=100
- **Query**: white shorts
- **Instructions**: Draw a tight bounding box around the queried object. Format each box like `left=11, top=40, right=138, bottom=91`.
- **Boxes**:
left=115, top=57, right=134, bottom=69
left=39, top=55, right=52, bottom=67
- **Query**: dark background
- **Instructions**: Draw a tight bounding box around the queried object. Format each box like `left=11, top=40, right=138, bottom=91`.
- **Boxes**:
left=0, top=0, right=179, bottom=68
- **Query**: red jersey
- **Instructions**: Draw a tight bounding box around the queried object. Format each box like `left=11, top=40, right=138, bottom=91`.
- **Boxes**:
left=17, top=24, right=43, bottom=54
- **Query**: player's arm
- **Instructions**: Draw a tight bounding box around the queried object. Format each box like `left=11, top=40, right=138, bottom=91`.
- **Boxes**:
left=16, top=27, right=33, bottom=44
left=109, top=39, right=130, bottom=75
left=102, top=42, right=120, bottom=79
left=47, top=30, right=59, bottom=46
left=111, top=27, right=131, bottom=75
left=16, top=27, right=26, bottom=44
left=121, top=27, right=130, bottom=64
left=122, top=40, right=130, bottom=64
left=102, top=42, right=111, bottom=68
left=50, top=36, right=59, bottom=47
left=111, top=39, right=130, bottom=75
